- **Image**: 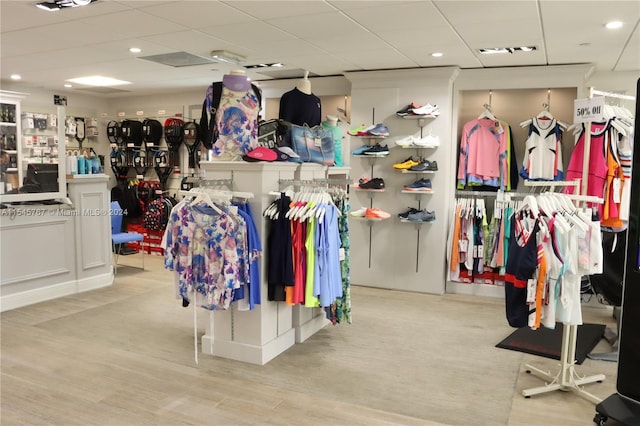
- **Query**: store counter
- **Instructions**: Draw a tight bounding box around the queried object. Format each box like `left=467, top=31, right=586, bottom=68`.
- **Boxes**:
left=0, top=175, right=113, bottom=311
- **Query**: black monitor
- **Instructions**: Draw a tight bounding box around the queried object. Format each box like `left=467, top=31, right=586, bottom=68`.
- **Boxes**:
left=24, top=163, right=59, bottom=193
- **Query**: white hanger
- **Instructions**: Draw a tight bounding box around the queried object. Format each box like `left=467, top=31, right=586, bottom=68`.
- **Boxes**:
left=189, top=190, right=223, bottom=214
left=478, top=105, right=496, bottom=121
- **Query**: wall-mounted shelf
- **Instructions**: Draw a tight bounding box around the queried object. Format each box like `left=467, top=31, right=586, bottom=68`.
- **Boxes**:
left=401, top=189, right=434, bottom=194
left=401, top=170, right=436, bottom=174
left=399, top=218, right=436, bottom=224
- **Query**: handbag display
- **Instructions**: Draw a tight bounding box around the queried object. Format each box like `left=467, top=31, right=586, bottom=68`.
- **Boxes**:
left=289, top=124, right=335, bottom=166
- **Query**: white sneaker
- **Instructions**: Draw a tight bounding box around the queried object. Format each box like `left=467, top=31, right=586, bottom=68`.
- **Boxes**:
left=350, top=207, right=367, bottom=217
left=395, top=135, right=417, bottom=147
left=411, top=104, right=440, bottom=116
left=414, top=134, right=440, bottom=148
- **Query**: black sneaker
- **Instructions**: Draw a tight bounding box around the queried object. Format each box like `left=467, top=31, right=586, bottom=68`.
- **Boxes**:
left=359, top=177, right=385, bottom=190
left=398, top=207, right=420, bottom=219
left=408, top=160, right=438, bottom=172
left=363, top=144, right=389, bottom=155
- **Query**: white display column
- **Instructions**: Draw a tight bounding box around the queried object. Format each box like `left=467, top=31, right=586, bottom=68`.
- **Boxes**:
left=291, top=163, right=330, bottom=342
left=344, top=68, right=459, bottom=294
left=67, top=175, right=113, bottom=291
left=199, top=161, right=298, bottom=364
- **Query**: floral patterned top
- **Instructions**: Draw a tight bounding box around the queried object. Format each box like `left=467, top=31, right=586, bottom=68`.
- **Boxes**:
left=164, top=202, right=249, bottom=310
left=211, top=82, right=259, bottom=159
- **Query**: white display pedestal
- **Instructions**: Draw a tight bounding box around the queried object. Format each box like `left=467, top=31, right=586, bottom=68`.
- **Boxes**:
left=199, top=161, right=299, bottom=365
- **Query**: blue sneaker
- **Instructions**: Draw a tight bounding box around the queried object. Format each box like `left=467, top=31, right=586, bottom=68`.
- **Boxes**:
left=351, top=145, right=371, bottom=155
left=367, top=123, right=390, bottom=137
left=403, top=178, right=432, bottom=192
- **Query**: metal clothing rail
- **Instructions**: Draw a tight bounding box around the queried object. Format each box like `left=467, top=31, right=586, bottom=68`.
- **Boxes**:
left=590, top=89, right=636, bottom=101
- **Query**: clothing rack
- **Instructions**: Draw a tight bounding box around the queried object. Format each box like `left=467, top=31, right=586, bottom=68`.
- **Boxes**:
left=589, top=89, right=636, bottom=102
left=521, top=93, right=608, bottom=404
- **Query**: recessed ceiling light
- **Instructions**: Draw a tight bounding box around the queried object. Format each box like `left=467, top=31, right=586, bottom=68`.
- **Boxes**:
left=64, top=84, right=73, bottom=88
left=605, top=21, right=623, bottom=29
left=431, top=52, right=444, bottom=57
left=479, top=46, right=537, bottom=55
left=129, top=47, right=142, bottom=53
left=10, top=74, right=21, bottom=80
left=66, top=75, right=131, bottom=86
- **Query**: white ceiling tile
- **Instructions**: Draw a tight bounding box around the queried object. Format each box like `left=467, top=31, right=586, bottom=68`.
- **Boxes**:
left=305, top=33, right=391, bottom=54
left=140, top=30, right=238, bottom=57
left=328, top=1, right=420, bottom=11
left=245, top=39, right=326, bottom=57
left=78, top=9, right=188, bottom=39
left=335, top=49, right=418, bottom=70
left=198, top=21, right=294, bottom=44
left=434, top=0, right=539, bottom=26
left=137, top=1, right=256, bottom=28
left=266, top=11, right=365, bottom=38
left=614, top=23, right=639, bottom=71
left=342, top=2, right=446, bottom=30
left=476, top=51, right=548, bottom=68
left=275, top=53, right=359, bottom=75
left=376, top=28, right=465, bottom=49
left=223, top=1, right=336, bottom=19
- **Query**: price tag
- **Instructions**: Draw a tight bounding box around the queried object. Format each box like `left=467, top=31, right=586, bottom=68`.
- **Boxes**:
left=339, top=247, right=345, bottom=261
left=613, top=178, right=622, bottom=203
left=157, top=110, right=166, bottom=115
left=314, top=137, right=322, bottom=147
left=100, top=112, right=108, bottom=118
left=118, top=112, right=125, bottom=117
left=127, top=143, right=134, bottom=148
left=136, top=110, right=144, bottom=116
left=573, top=97, right=605, bottom=123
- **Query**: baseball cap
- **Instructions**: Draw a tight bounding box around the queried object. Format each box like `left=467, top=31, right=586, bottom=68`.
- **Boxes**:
left=242, top=146, right=277, bottom=162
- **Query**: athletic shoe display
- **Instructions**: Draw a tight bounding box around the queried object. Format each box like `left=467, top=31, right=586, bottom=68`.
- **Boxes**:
left=414, top=134, right=440, bottom=148
left=396, top=102, right=421, bottom=116
left=364, top=208, right=391, bottom=220
left=411, top=104, right=440, bottom=117
left=393, top=156, right=420, bottom=170
left=408, top=160, right=438, bottom=172
left=403, top=178, right=433, bottom=192
left=406, top=209, right=436, bottom=222
left=398, top=207, right=420, bottom=219
left=357, top=177, right=385, bottom=190
left=351, top=145, right=372, bottom=155
left=363, top=143, right=389, bottom=155
left=366, top=123, right=390, bottom=137
left=350, top=207, right=368, bottom=217
left=395, top=135, right=418, bottom=147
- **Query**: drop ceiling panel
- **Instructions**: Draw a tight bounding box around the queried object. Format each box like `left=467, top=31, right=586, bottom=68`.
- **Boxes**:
left=475, top=50, right=548, bottom=68
left=400, top=45, right=482, bottom=68
left=77, top=9, right=188, bottom=39
left=223, top=1, right=335, bottom=19
left=342, top=2, right=446, bottom=30
left=328, top=1, right=417, bottom=11
left=246, top=38, right=325, bottom=57
left=266, top=12, right=366, bottom=39
left=305, top=32, right=392, bottom=54
left=434, top=0, right=539, bottom=26
left=338, top=49, right=418, bottom=71
left=614, top=24, right=640, bottom=71
left=276, top=53, right=359, bottom=75
left=198, top=21, right=294, bottom=44
left=140, top=30, right=240, bottom=56
left=137, top=1, right=256, bottom=28
left=376, top=28, right=466, bottom=49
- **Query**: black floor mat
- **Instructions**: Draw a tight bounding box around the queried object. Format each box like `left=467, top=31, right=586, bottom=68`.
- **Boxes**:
left=496, top=323, right=606, bottom=365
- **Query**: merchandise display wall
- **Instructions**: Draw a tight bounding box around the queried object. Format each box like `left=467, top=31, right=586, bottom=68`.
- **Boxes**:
left=344, top=68, right=459, bottom=294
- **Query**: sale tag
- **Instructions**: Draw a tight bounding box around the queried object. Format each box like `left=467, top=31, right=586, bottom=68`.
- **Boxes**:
left=613, top=178, right=622, bottom=203
left=314, top=137, right=322, bottom=147
left=573, top=96, right=605, bottom=123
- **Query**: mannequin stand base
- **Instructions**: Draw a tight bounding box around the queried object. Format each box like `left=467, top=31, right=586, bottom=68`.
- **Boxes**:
left=522, top=363, right=605, bottom=404
left=594, top=394, right=640, bottom=426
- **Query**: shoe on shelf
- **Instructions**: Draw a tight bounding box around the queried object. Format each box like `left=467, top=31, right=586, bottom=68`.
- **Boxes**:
left=411, top=104, right=440, bottom=116
left=350, top=207, right=367, bottom=217
left=396, top=102, right=421, bottom=116
left=403, top=178, right=433, bottom=192
left=358, top=177, right=385, bottom=190
left=414, top=134, right=440, bottom=148
left=363, top=144, right=389, bottom=155
left=393, top=156, right=420, bottom=170
left=352, top=145, right=372, bottom=155
left=366, top=123, right=390, bottom=137
left=395, top=135, right=418, bottom=147
left=365, top=208, right=391, bottom=220
left=348, top=124, right=367, bottom=136
left=406, top=209, right=436, bottom=222
left=398, top=207, right=420, bottom=219
left=408, top=160, right=438, bottom=172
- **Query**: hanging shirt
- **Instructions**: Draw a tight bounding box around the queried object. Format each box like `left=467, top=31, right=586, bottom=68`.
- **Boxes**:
left=520, top=117, right=564, bottom=181
left=457, top=118, right=508, bottom=190
left=267, top=195, right=293, bottom=301
left=279, top=88, right=321, bottom=127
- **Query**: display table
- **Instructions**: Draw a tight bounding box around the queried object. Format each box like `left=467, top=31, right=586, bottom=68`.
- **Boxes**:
left=0, top=174, right=113, bottom=311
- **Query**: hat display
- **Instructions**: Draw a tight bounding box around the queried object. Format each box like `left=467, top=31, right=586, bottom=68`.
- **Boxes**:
left=242, top=146, right=277, bottom=162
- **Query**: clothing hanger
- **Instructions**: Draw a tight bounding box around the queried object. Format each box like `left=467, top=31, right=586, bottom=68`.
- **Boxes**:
left=478, top=104, right=496, bottom=121
left=189, top=189, right=223, bottom=214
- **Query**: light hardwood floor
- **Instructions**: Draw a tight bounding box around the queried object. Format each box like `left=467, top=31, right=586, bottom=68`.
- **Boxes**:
left=1, top=254, right=618, bottom=425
